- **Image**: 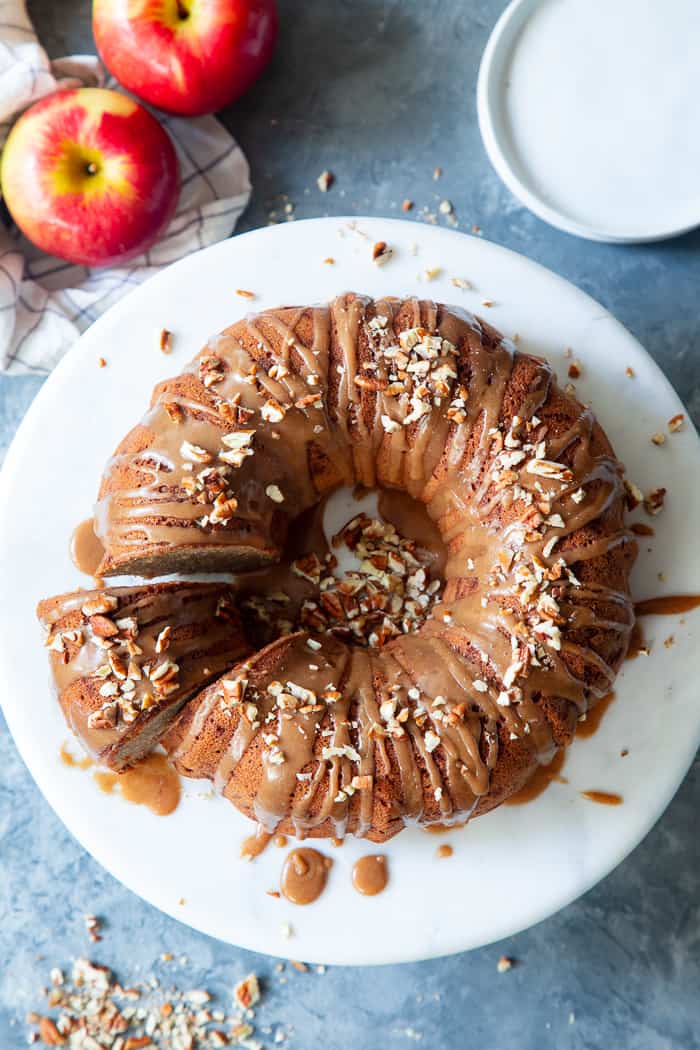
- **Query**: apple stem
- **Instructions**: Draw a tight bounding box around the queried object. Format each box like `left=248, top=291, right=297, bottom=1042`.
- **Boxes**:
left=176, top=0, right=189, bottom=18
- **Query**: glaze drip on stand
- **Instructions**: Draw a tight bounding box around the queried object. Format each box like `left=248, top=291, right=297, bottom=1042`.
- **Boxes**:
left=352, top=854, right=389, bottom=896
left=281, top=848, right=333, bottom=904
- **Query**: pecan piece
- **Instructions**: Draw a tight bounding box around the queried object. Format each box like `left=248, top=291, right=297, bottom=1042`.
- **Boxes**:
left=89, top=614, right=119, bottom=639
left=38, top=1018, right=65, bottom=1045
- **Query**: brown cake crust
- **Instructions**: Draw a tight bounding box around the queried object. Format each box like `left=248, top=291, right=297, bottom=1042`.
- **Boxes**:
left=163, top=632, right=552, bottom=843
left=94, top=294, right=636, bottom=838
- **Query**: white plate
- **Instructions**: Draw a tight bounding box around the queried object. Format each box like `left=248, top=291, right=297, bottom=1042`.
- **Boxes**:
left=1, top=218, right=698, bottom=965
left=478, top=0, right=700, bottom=243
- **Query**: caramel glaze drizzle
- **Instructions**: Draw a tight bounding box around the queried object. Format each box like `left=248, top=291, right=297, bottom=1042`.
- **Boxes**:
left=581, top=790, right=623, bottom=806
left=635, top=595, right=700, bottom=617
left=99, top=294, right=636, bottom=839
left=38, top=584, right=244, bottom=765
left=70, top=517, right=105, bottom=577
left=504, top=747, right=568, bottom=806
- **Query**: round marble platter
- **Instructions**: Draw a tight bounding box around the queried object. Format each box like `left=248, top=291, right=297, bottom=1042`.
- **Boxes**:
left=0, top=218, right=698, bottom=965
left=477, top=0, right=700, bottom=242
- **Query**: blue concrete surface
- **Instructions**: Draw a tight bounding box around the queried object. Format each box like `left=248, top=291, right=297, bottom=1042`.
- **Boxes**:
left=1, top=2, right=699, bottom=1046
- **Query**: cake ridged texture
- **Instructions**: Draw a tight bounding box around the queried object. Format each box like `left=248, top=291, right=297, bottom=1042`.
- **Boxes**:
left=94, top=294, right=635, bottom=838
left=37, top=582, right=249, bottom=771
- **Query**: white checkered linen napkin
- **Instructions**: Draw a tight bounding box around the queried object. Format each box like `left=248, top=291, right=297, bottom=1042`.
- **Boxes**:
left=0, top=0, right=252, bottom=375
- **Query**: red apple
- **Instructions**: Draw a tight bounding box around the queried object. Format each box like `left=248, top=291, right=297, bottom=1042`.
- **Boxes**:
left=0, top=87, right=179, bottom=267
left=93, top=0, right=278, bottom=117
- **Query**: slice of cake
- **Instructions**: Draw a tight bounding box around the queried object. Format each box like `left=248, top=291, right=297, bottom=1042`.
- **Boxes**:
left=37, top=581, right=249, bottom=771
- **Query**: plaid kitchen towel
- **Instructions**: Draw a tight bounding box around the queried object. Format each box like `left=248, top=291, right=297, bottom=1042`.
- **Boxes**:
left=0, top=0, right=251, bottom=375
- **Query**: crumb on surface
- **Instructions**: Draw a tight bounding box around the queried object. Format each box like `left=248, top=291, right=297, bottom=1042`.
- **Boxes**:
left=451, top=276, right=472, bottom=290
left=26, top=957, right=266, bottom=1049
left=643, top=487, right=666, bottom=516
left=317, top=170, right=335, bottom=193
left=84, top=914, right=102, bottom=943
left=372, top=241, right=393, bottom=266
left=234, top=972, right=260, bottom=1010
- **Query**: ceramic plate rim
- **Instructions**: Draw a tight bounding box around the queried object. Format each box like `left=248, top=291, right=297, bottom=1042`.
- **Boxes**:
left=1, top=217, right=699, bottom=965
left=476, top=0, right=700, bottom=244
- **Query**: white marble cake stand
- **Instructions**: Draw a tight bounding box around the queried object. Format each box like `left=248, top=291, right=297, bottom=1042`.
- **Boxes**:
left=1, top=218, right=698, bottom=964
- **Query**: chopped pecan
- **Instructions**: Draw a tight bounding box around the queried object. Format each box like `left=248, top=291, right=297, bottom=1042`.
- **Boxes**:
left=89, top=614, right=119, bottom=639
left=38, top=1018, right=65, bottom=1045
left=372, top=240, right=393, bottom=265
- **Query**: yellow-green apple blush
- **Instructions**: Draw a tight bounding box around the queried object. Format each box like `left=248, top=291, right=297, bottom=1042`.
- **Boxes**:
left=1, top=87, right=180, bottom=266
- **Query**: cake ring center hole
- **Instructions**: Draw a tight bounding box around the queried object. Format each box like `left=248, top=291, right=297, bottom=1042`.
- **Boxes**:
left=238, top=486, right=447, bottom=651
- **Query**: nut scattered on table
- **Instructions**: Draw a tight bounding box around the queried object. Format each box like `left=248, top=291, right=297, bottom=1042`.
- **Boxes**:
left=372, top=241, right=393, bottom=266
left=317, top=170, right=335, bottom=192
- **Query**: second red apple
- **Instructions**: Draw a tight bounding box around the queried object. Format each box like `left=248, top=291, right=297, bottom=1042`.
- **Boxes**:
left=93, top=0, right=278, bottom=117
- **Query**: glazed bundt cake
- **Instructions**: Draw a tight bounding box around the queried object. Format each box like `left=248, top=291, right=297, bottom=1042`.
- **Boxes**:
left=37, top=582, right=249, bottom=771
left=81, top=294, right=635, bottom=837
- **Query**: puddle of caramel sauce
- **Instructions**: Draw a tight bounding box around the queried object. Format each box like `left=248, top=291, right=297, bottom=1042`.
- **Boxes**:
left=436, top=844, right=453, bottom=860
left=635, top=594, right=700, bottom=616
left=70, top=518, right=105, bottom=577
left=505, top=749, right=568, bottom=806
left=59, top=743, right=93, bottom=770
left=281, top=848, right=333, bottom=905
left=352, top=854, right=389, bottom=896
left=240, top=824, right=273, bottom=860
left=576, top=691, right=616, bottom=739
left=377, top=488, right=447, bottom=578
left=424, top=821, right=467, bottom=835
left=235, top=500, right=330, bottom=648
left=630, top=523, right=655, bottom=537
left=625, top=594, right=700, bottom=657
left=581, top=790, right=623, bottom=806
left=94, top=753, right=180, bottom=816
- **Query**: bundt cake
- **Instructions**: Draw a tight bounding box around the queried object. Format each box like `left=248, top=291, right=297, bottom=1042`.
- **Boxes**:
left=71, top=293, right=636, bottom=838
left=37, top=582, right=249, bottom=771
